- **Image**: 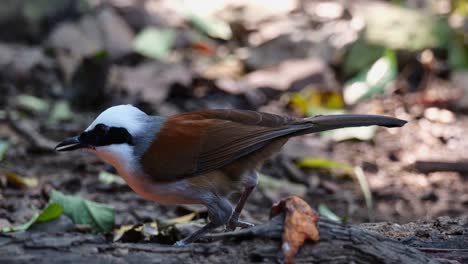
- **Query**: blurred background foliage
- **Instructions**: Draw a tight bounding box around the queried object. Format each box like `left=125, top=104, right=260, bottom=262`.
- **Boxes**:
left=0, top=0, right=467, bottom=116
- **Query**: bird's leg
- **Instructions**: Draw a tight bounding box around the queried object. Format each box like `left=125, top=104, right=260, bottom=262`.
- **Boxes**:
left=174, top=197, right=232, bottom=246
left=226, top=171, right=258, bottom=231
left=226, top=185, right=256, bottom=231
left=174, top=222, right=217, bottom=246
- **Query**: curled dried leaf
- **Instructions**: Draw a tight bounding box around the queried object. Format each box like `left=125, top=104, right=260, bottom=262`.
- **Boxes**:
left=270, top=196, right=320, bottom=264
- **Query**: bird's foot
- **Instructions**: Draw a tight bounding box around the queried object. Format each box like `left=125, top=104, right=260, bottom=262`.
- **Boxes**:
left=174, top=239, right=190, bottom=247
left=173, top=222, right=217, bottom=246
left=225, top=217, right=254, bottom=232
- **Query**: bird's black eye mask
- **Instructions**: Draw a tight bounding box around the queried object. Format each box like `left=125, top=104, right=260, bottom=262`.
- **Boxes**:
left=79, top=124, right=133, bottom=147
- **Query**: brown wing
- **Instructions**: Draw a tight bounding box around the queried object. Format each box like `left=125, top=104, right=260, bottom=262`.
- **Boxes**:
left=140, top=109, right=311, bottom=181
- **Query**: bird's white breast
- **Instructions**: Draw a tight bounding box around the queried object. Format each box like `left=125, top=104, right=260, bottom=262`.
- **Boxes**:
left=90, top=144, right=201, bottom=204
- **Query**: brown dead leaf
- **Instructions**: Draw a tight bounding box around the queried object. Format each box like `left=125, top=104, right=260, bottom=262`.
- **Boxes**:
left=0, top=171, right=38, bottom=189
left=270, top=196, right=320, bottom=264
left=201, top=58, right=243, bottom=80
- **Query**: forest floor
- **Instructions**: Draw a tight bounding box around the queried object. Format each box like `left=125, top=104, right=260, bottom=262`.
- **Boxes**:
left=1, top=0, right=468, bottom=263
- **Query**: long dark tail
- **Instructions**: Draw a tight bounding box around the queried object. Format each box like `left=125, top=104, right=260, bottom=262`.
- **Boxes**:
left=298, top=114, right=407, bottom=134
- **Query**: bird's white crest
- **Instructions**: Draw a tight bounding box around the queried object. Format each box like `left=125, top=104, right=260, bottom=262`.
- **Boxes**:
left=86, top=105, right=147, bottom=135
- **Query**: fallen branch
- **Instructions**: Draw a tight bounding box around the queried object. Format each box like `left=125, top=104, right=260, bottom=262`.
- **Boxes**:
left=207, top=216, right=440, bottom=264
left=2, top=215, right=467, bottom=263
left=414, top=161, right=468, bottom=174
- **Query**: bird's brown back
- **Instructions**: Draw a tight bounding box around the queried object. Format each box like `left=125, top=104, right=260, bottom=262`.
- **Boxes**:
left=140, top=109, right=311, bottom=182
left=140, top=109, right=406, bottom=183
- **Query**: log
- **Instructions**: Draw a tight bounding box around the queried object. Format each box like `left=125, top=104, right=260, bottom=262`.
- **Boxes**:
left=0, top=216, right=466, bottom=264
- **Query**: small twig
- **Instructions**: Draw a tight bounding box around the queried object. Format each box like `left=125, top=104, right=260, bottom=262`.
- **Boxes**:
left=416, top=248, right=468, bottom=252
left=413, top=161, right=468, bottom=174
left=203, top=228, right=256, bottom=241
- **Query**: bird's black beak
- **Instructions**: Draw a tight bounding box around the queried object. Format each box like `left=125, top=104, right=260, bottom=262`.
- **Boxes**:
left=55, top=136, right=84, bottom=151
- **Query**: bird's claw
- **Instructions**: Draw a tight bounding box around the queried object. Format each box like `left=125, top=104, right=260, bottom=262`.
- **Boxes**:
left=225, top=219, right=254, bottom=232
left=174, top=240, right=189, bottom=247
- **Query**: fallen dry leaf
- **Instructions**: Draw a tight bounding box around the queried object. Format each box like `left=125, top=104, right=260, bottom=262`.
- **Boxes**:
left=159, top=212, right=197, bottom=228
left=113, top=223, right=158, bottom=242
left=113, top=213, right=196, bottom=243
left=0, top=171, right=38, bottom=189
left=270, top=196, right=320, bottom=264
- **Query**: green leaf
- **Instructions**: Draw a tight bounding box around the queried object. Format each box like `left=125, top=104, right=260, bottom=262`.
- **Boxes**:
left=133, top=28, right=176, bottom=60
left=0, top=140, right=9, bottom=161
left=363, top=3, right=450, bottom=50
left=188, top=14, right=232, bottom=40
left=344, top=39, right=384, bottom=76
left=343, top=49, right=397, bottom=105
left=318, top=204, right=342, bottom=223
left=296, top=158, right=354, bottom=175
left=48, top=100, right=73, bottom=123
left=98, top=171, right=125, bottom=185
left=93, top=50, right=108, bottom=60
left=16, top=94, right=49, bottom=113
left=448, top=34, right=468, bottom=71
left=449, top=1, right=468, bottom=70
left=1, top=203, right=63, bottom=233
left=36, top=203, right=64, bottom=222
left=1, top=212, right=38, bottom=232
left=50, top=190, right=115, bottom=233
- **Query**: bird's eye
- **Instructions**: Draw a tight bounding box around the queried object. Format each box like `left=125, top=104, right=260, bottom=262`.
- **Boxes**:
left=79, top=124, right=132, bottom=147
left=79, top=131, right=95, bottom=143
left=95, top=124, right=107, bottom=131
left=94, top=124, right=109, bottom=135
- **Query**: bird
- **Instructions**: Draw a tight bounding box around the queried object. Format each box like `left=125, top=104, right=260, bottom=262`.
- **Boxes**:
left=55, top=105, right=406, bottom=245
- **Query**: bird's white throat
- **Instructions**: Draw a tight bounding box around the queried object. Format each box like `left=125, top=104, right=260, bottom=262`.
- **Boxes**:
left=90, top=144, right=140, bottom=177
left=89, top=144, right=156, bottom=199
